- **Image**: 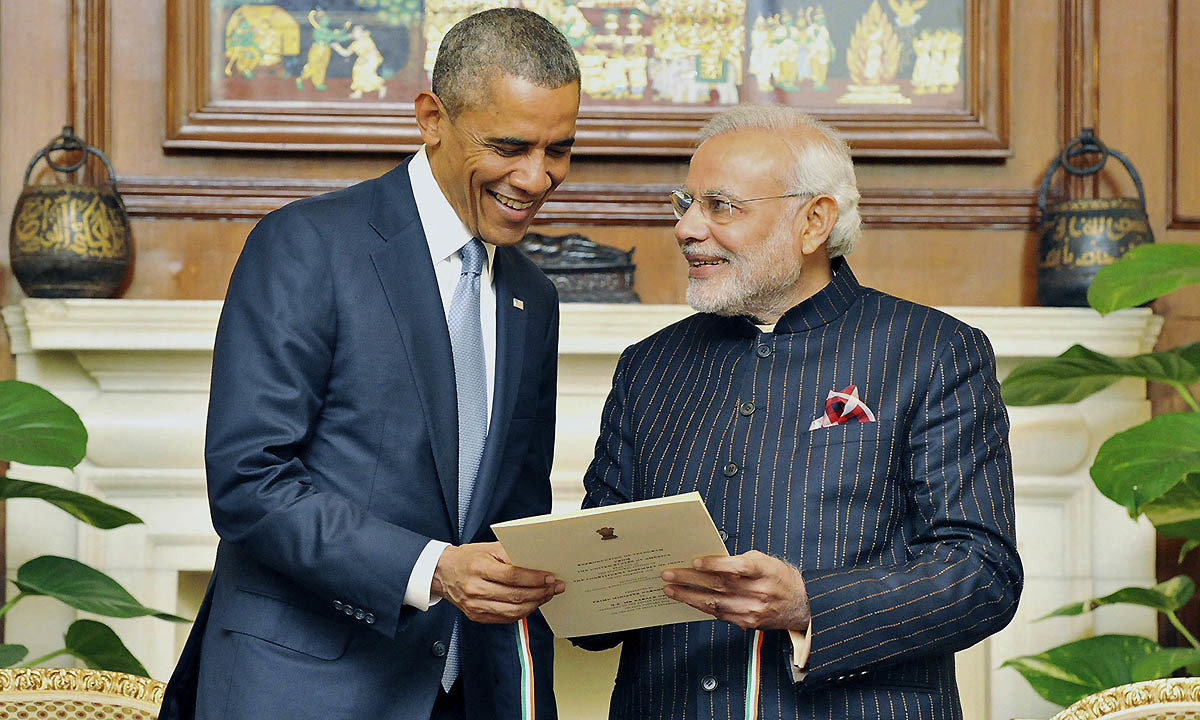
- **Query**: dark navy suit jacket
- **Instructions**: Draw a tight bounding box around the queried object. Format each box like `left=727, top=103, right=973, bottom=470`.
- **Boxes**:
left=161, top=160, right=560, bottom=720
left=578, top=260, right=1022, bottom=720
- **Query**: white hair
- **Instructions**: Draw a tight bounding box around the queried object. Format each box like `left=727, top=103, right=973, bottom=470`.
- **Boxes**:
left=697, top=105, right=862, bottom=257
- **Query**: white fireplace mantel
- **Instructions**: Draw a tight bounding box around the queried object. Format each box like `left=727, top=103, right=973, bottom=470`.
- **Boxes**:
left=3, top=299, right=1164, bottom=720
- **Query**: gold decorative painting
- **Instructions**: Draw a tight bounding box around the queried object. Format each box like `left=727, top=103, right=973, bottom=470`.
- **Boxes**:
left=167, top=0, right=1006, bottom=156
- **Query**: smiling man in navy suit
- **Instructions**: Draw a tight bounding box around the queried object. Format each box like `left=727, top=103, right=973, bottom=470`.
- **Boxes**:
left=161, top=9, right=579, bottom=720
left=576, top=105, right=1023, bottom=720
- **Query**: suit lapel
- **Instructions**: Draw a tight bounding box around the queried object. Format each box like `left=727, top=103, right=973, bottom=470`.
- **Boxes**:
left=462, top=247, right=527, bottom=542
left=367, top=164, right=460, bottom=539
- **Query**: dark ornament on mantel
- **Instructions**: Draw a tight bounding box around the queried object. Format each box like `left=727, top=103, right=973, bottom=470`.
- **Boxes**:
left=518, top=232, right=639, bottom=303
left=9, top=126, right=132, bottom=298
left=1036, top=128, right=1153, bottom=307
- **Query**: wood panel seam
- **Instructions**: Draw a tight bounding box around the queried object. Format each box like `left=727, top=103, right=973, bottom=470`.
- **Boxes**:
left=116, top=176, right=1043, bottom=229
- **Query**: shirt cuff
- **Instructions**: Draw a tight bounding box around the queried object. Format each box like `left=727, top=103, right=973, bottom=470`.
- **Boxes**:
left=404, top=540, right=450, bottom=611
left=787, top=621, right=813, bottom=682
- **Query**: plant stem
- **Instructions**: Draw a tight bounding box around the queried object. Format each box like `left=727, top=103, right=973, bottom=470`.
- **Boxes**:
left=1172, top=382, right=1200, bottom=414
left=19, top=647, right=69, bottom=668
left=1167, top=610, right=1200, bottom=649
left=0, top=592, right=25, bottom=619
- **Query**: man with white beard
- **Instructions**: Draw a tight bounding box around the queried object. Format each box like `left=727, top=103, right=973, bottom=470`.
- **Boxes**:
left=573, top=104, right=1023, bottom=720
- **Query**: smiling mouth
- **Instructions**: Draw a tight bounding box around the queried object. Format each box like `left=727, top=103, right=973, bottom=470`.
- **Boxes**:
left=685, top=256, right=729, bottom=268
left=489, top=190, right=534, bottom=211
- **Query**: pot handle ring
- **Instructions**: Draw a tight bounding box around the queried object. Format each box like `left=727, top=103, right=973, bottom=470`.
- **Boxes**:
left=1037, top=128, right=1147, bottom=214
left=22, top=126, right=124, bottom=211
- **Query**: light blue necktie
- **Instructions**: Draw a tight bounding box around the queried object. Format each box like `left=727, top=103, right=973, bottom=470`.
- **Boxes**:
left=442, top=237, right=488, bottom=691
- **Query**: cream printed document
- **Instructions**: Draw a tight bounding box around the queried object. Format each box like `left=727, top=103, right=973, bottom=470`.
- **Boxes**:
left=492, top=492, right=729, bottom=637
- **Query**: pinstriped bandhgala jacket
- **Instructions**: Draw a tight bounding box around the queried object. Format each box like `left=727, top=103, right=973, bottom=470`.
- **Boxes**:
left=577, top=259, right=1023, bottom=720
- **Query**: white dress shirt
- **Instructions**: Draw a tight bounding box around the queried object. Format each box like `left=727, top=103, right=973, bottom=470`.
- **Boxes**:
left=403, top=146, right=498, bottom=610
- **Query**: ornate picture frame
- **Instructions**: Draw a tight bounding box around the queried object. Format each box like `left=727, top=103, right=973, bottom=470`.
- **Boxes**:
left=166, top=0, right=1008, bottom=157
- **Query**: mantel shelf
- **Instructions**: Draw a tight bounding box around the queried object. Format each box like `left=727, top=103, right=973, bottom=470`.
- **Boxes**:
left=2, top=299, right=1164, bottom=359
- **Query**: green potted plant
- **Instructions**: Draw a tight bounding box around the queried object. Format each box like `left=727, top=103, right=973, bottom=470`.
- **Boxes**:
left=0, top=380, right=186, bottom=676
left=1001, top=243, right=1200, bottom=707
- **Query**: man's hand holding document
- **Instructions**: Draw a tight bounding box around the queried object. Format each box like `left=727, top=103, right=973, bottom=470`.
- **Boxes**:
left=491, top=492, right=727, bottom=637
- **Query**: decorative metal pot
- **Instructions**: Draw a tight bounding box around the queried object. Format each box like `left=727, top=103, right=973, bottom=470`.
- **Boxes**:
left=9, top=126, right=132, bottom=298
left=1036, top=128, right=1153, bottom=307
left=519, top=232, right=639, bottom=303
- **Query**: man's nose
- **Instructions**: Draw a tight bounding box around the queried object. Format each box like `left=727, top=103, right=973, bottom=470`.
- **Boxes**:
left=674, top=201, right=708, bottom=245
left=510, top=152, right=553, bottom=196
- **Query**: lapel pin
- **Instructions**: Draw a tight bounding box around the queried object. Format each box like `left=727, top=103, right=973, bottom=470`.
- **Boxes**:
left=513, top=298, right=525, bottom=310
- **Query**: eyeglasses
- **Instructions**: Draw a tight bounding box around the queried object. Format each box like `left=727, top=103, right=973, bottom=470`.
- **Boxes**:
left=669, top=188, right=809, bottom=222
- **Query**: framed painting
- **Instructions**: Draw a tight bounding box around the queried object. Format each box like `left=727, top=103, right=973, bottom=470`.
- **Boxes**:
left=166, top=0, right=1008, bottom=156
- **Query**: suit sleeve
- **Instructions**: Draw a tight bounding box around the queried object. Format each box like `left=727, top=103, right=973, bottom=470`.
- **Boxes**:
left=571, top=350, right=638, bottom=651
left=204, top=209, right=433, bottom=639
left=797, top=324, right=1023, bottom=684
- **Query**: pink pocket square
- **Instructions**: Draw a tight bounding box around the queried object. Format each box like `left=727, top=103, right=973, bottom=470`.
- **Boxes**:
left=809, top=384, right=877, bottom=431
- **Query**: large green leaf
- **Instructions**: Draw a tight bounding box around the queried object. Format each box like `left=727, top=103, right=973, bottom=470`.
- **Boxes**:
left=1131, top=647, right=1200, bottom=681
left=0, top=380, right=86, bottom=467
left=1002, top=634, right=1167, bottom=707
left=0, top=644, right=27, bottom=668
left=1039, top=576, right=1196, bottom=620
left=63, top=620, right=147, bottom=677
left=14, top=556, right=188, bottom=622
left=1090, top=414, right=1200, bottom=514
left=1002, top=344, right=1200, bottom=406
left=0, top=477, right=141, bottom=529
left=1142, top=475, right=1200, bottom=540
left=1088, top=244, right=1200, bottom=314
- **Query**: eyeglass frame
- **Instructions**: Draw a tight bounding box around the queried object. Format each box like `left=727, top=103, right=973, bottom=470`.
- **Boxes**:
left=669, top=188, right=813, bottom=222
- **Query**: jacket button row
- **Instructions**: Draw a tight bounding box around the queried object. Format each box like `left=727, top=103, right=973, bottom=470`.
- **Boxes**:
left=432, top=640, right=447, bottom=657
left=834, top=670, right=869, bottom=682
left=332, top=599, right=374, bottom=624
left=701, top=675, right=718, bottom=692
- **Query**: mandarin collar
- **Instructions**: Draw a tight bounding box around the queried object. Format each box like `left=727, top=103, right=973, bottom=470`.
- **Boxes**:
left=716, top=257, right=864, bottom=337
left=772, top=258, right=863, bottom=334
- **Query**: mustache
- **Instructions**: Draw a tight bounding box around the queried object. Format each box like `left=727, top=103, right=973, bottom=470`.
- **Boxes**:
left=680, top=243, right=734, bottom=261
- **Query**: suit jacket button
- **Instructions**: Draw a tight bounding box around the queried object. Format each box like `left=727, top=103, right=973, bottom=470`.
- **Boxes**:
left=332, top=600, right=344, bottom=611
left=723, top=462, right=738, bottom=477
left=432, top=641, right=447, bottom=657
left=343, top=605, right=355, bottom=616
left=739, top=401, right=755, bottom=416
left=755, top=344, right=772, bottom=358
left=365, top=613, right=376, bottom=625
left=354, top=609, right=366, bottom=620
left=718, top=529, right=729, bottom=542
left=701, top=675, right=718, bottom=692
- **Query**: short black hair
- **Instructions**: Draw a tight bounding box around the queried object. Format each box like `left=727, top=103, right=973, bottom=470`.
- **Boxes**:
left=431, top=8, right=580, bottom=117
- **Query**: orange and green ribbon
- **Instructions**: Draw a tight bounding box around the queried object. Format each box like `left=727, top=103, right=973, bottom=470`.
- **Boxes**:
left=516, top=617, right=536, bottom=720
left=744, top=629, right=763, bottom=720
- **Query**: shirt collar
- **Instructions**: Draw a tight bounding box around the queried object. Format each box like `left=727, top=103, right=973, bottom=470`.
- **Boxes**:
left=408, top=146, right=495, bottom=271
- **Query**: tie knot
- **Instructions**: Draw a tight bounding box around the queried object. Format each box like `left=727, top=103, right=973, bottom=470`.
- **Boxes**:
left=460, top=238, right=485, bottom=276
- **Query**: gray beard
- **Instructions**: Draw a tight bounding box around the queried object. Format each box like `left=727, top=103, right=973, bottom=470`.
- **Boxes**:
left=684, top=233, right=803, bottom=321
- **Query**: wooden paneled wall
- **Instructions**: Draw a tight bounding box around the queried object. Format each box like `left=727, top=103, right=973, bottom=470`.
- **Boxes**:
left=1, top=0, right=1198, bottom=642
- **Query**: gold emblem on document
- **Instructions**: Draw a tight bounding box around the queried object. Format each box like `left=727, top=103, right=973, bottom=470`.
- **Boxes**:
left=596, top=526, right=618, bottom=540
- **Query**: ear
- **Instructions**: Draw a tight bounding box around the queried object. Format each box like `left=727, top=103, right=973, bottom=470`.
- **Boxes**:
left=795, top=195, right=839, bottom=256
left=414, top=90, right=447, bottom=148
